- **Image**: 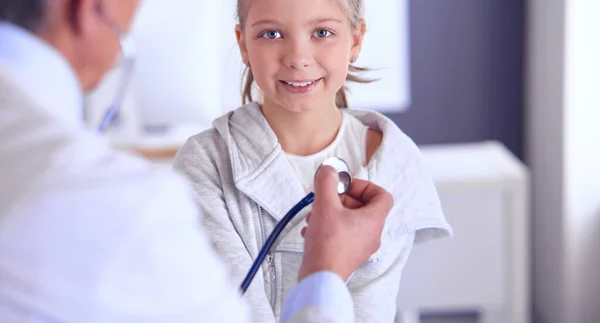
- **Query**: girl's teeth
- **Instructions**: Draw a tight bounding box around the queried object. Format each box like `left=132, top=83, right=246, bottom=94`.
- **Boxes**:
left=285, top=80, right=314, bottom=87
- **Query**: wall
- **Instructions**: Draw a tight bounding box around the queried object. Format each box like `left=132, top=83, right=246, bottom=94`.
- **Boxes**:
left=527, top=0, right=600, bottom=322
left=386, top=0, right=525, bottom=159
left=563, top=0, right=600, bottom=321
left=525, top=0, right=568, bottom=321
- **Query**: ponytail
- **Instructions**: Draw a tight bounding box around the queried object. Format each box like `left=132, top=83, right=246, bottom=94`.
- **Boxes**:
left=335, top=65, right=375, bottom=108
left=241, top=66, right=255, bottom=105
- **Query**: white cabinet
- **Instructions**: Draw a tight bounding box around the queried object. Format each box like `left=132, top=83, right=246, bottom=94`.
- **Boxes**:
left=396, top=141, right=530, bottom=323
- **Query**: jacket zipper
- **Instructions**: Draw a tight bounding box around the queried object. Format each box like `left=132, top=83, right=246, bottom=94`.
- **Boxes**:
left=258, top=205, right=277, bottom=311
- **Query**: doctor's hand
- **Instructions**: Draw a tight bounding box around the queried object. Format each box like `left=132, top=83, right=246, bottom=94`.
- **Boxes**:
left=298, top=166, right=393, bottom=282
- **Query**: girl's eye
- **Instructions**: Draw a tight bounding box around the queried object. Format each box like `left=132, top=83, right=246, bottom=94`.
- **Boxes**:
left=261, top=30, right=282, bottom=39
left=313, top=29, right=332, bottom=38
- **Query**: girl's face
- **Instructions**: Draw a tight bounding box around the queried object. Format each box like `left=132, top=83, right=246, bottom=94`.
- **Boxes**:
left=236, top=0, right=365, bottom=113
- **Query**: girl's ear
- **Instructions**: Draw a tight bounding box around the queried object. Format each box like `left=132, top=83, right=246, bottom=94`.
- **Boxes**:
left=235, top=24, right=250, bottom=64
left=350, top=18, right=367, bottom=60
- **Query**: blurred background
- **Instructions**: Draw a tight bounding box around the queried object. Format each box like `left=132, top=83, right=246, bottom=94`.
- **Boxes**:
left=85, top=1, right=600, bottom=322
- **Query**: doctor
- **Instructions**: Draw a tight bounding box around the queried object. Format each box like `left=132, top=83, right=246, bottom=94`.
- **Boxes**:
left=0, top=1, right=393, bottom=322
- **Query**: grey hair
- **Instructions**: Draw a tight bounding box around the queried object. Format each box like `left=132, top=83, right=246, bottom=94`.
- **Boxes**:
left=0, top=0, right=49, bottom=32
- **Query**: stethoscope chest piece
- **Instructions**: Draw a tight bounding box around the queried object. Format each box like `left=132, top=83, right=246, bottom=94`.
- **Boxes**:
left=316, top=157, right=352, bottom=195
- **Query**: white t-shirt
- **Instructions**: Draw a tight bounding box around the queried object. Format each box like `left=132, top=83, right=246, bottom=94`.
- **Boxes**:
left=284, top=112, right=370, bottom=193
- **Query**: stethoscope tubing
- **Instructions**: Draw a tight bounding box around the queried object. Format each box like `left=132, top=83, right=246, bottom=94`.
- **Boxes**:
left=240, top=192, right=315, bottom=293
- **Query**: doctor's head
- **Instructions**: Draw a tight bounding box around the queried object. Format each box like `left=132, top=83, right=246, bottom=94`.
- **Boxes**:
left=235, top=0, right=373, bottom=112
left=0, top=0, right=140, bottom=91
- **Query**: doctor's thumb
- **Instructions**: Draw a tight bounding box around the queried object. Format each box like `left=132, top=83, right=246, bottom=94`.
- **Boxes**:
left=313, top=165, right=343, bottom=207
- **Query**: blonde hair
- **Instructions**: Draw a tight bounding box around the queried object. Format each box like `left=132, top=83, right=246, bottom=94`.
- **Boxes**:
left=237, top=0, right=374, bottom=108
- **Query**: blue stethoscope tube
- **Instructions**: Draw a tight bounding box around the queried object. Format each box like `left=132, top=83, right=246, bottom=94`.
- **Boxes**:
left=240, top=157, right=352, bottom=294
left=96, top=24, right=136, bottom=134
left=240, top=192, right=315, bottom=294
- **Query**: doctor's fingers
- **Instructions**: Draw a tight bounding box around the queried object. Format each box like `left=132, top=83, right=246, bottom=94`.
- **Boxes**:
left=344, top=178, right=388, bottom=204
left=340, top=193, right=366, bottom=209
left=347, top=191, right=393, bottom=225
left=345, top=179, right=393, bottom=214
left=313, top=166, right=344, bottom=208
left=305, top=192, right=372, bottom=227
left=305, top=194, right=365, bottom=229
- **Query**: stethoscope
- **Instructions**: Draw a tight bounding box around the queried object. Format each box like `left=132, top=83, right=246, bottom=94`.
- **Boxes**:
left=95, top=14, right=137, bottom=134
left=240, top=157, right=353, bottom=294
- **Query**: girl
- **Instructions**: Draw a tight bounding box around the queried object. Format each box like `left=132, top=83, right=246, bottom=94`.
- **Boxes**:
left=173, top=0, right=452, bottom=322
